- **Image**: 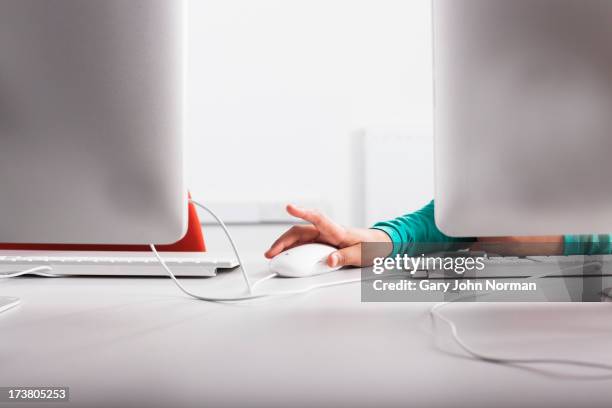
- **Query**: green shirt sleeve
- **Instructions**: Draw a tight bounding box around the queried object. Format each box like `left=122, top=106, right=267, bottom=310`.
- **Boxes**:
left=563, top=234, right=612, bottom=255
left=371, top=200, right=476, bottom=256
left=372, top=200, right=612, bottom=257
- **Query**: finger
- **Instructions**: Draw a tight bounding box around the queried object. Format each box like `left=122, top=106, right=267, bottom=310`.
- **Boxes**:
left=328, top=245, right=361, bottom=268
left=265, top=226, right=313, bottom=258
left=264, top=225, right=319, bottom=258
left=286, top=204, right=343, bottom=238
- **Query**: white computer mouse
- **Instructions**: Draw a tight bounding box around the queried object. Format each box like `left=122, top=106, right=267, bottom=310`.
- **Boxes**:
left=269, top=243, right=342, bottom=278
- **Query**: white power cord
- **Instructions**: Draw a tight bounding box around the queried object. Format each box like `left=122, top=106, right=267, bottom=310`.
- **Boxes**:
left=190, top=199, right=253, bottom=294
left=431, top=263, right=612, bottom=371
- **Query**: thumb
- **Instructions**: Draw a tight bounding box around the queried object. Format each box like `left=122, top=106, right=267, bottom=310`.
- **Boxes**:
left=328, top=245, right=361, bottom=268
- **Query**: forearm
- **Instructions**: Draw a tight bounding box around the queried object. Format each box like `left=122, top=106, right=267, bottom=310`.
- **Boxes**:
left=372, top=200, right=476, bottom=256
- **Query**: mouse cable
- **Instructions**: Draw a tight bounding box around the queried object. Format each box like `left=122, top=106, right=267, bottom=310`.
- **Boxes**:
left=150, top=244, right=412, bottom=302
left=150, top=243, right=407, bottom=302
left=430, top=262, right=612, bottom=371
left=251, top=273, right=278, bottom=292
left=151, top=199, right=411, bottom=302
left=189, top=199, right=253, bottom=294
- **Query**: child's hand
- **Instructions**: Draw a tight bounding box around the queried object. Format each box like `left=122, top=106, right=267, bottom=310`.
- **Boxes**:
left=264, top=204, right=392, bottom=267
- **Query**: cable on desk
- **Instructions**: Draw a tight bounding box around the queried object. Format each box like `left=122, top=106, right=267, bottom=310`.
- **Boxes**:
left=153, top=200, right=400, bottom=302
left=150, top=243, right=405, bottom=302
left=251, top=273, right=278, bottom=292
left=190, top=199, right=253, bottom=294
left=0, top=266, right=60, bottom=279
left=430, top=262, right=612, bottom=371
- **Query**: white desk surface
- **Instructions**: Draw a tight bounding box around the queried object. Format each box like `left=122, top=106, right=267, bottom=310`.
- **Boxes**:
left=2, top=252, right=612, bottom=408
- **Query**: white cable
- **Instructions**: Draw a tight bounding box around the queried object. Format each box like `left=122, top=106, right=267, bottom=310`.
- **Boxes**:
left=190, top=199, right=253, bottom=294
left=150, top=244, right=271, bottom=301
left=430, top=262, right=612, bottom=371
left=251, top=273, right=278, bottom=292
left=150, top=242, right=408, bottom=302
left=150, top=243, right=393, bottom=301
left=156, top=200, right=408, bottom=302
left=0, top=266, right=59, bottom=279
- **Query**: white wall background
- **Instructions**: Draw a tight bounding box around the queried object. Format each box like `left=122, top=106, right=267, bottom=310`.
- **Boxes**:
left=185, top=0, right=434, bottom=227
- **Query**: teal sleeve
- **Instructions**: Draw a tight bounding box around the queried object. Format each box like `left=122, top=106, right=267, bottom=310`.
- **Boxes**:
left=563, top=234, right=612, bottom=255
left=371, top=200, right=612, bottom=257
left=371, top=200, right=476, bottom=256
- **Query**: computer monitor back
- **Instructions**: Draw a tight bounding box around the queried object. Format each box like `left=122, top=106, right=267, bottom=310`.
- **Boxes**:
left=433, top=0, right=612, bottom=236
left=0, top=0, right=187, bottom=244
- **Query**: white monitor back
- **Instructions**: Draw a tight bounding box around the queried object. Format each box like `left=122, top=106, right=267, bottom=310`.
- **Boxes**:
left=433, top=0, right=612, bottom=236
left=0, top=0, right=187, bottom=244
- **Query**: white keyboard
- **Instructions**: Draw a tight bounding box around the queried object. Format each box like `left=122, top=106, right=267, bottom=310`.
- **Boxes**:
left=0, top=251, right=239, bottom=277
